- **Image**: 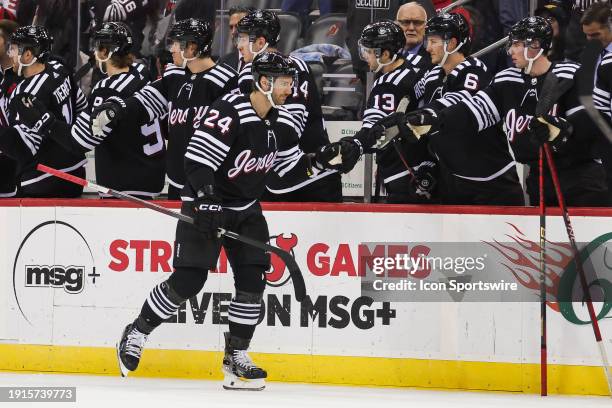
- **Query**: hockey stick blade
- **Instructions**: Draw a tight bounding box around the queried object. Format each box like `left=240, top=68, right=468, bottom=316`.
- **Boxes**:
left=37, top=164, right=308, bottom=302
left=376, top=96, right=410, bottom=149
left=577, top=40, right=612, bottom=140
left=220, top=229, right=306, bottom=302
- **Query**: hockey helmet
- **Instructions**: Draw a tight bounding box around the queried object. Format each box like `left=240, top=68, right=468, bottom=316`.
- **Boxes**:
left=358, top=20, right=405, bottom=59
left=167, top=18, right=213, bottom=57
left=425, top=13, right=472, bottom=56
left=9, top=25, right=53, bottom=60
left=236, top=9, right=281, bottom=46
left=252, top=51, right=296, bottom=81
left=508, top=16, right=553, bottom=52
left=252, top=51, right=296, bottom=108
left=92, top=22, right=134, bottom=56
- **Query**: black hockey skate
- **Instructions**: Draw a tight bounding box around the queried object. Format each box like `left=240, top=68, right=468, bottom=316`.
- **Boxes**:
left=222, top=332, right=267, bottom=391
left=116, top=322, right=148, bottom=377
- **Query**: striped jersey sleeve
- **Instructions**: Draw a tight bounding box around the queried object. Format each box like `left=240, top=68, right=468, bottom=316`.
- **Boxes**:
left=133, top=64, right=182, bottom=122
left=238, top=61, right=253, bottom=94
left=185, top=94, right=239, bottom=171
left=551, top=62, right=586, bottom=118
left=594, top=53, right=611, bottom=121
left=455, top=68, right=516, bottom=132
left=272, top=107, right=304, bottom=177
left=75, top=87, right=88, bottom=113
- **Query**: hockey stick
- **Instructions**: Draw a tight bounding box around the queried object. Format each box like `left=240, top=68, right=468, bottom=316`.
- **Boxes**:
left=472, top=36, right=508, bottom=58
left=534, top=70, right=612, bottom=396
left=577, top=39, right=612, bottom=140
left=36, top=164, right=308, bottom=302
left=543, top=145, right=612, bottom=396
left=538, top=147, right=547, bottom=396
left=437, top=0, right=472, bottom=14
left=376, top=96, right=410, bottom=149
left=438, top=0, right=472, bottom=14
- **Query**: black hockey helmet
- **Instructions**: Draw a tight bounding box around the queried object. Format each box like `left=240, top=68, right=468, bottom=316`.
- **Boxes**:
left=9, top=25, right=53, bottom=60
left=508, top=16, right=553, bottom=51
left=252, top=51, right=296, bottom=81
left=236, top=9, right=281, bottom=46
left=92, top=22, right=133, bottom=56
left=425, top=13, right=471, bottom=55
left=167, top=18, right=213, bottom=56
left=358, top=20, right=405, bottom=58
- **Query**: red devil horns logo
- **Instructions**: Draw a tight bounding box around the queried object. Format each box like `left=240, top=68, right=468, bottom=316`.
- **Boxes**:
left=266, top=233, right=299, bottom=285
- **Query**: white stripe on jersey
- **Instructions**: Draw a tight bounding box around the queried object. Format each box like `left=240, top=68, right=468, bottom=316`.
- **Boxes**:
left=273, top=145, right=303, bottom=177
left=135, top=85, right=168, bottom=121
left=203, top=73, right=224, bottom=88
left=15, top=124, right=42, bottom=155
left=289, top=56, right=309, bottom=73
left=222, top=93, right=240, bottom=103
left=75, top=88, right=88, bottom=113
left=71, top=112, right=103, bottom=150
left=188, top=129, right=231, bottom=169
left=462, top=90, right=501, bottom=131
left=362, top=107, right=386, bottom=128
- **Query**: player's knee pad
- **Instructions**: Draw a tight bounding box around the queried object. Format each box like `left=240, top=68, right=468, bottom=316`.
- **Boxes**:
left=233, top=265, right=267, bottom=294
left=167, top=266, right=209, bottom=300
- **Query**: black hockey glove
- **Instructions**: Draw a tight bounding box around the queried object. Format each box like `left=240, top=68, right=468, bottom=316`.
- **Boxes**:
left=413, top=162, right=437, bottom=200
left=405, top=109, right=440, bottom=140
left=91, top=96, right=127, bottom=137
left=313, top=137, right=363, bottom=174
left=14, top=95, right=56, bottom=133
left=370, top=112, right=414, bottom=149
left=528, top=114, right=572, bottom=153
left=192, top=186, right=224, bottom=239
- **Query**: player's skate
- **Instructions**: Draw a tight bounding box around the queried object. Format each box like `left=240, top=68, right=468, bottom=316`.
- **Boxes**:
left=116, top=322, right=148, bottom=377
left=222, top=332, right=267, bottom=391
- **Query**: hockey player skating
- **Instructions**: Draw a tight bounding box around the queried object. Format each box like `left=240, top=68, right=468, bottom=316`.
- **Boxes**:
left=111, top=52, right=331, bottom=390
left=235, top=9, right=342, bottom=202
left=0, top=25, right=87, bottom=198
left=383, top=13, right=525, bottom=205
left=13, top=22, right=166, bottom=199
left=92, top=18, right=238, bottom=199
left=401, top=16, right=611, bottom=206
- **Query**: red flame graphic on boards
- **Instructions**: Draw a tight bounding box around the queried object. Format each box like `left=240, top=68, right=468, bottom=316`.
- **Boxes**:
left=486, top=223, right=573, bottom=312
left=265, top=234, right=299, bottom=284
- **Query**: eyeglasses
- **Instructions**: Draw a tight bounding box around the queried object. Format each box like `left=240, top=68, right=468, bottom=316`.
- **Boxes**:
left=396, top=19, right=425, bottom=28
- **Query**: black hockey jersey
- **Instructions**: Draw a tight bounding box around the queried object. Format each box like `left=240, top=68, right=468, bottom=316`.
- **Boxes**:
left=6, top=62, right=87, bottom=196
left=238, top=55, right=338, bottom=194
left=48, top=65, right=166, bottom=198
left=362, top=58, right=434, bottom=191
left=414, top=57, right=517, bottom=180
left=594, top=52, right=611, bottom=122
left=129, top=62, right=238, bottom=191
left=182, top=93, right=316, bottom=204
left=443, top=61, right=601, bottom=167
left=0, top=65, right=18, bottom=197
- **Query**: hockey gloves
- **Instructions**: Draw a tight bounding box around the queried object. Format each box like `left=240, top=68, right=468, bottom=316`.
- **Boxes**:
left=192, top=186, right=224, bottom=239
left=405, top=109, right=440, bottom=140
left=413, top=162, right=437, bottom=200
left=15, top=96, right=56, bottom=134
left=372, top=113, right=413, bottom=149
left=528, top=114, right=572, bottom=153
left=314, top=137, right=363, bottom=174
left=92, top=96, right=127, bottom=137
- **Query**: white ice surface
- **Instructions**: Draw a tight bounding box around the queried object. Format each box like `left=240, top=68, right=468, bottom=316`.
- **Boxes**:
left=0, top=372, right=610, bottom=408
